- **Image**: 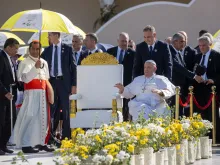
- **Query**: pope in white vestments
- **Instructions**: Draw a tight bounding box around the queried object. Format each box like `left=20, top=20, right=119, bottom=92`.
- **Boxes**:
left=13, top=41, right=54, bottom=153
left=115, top=60, right=175, bottom=121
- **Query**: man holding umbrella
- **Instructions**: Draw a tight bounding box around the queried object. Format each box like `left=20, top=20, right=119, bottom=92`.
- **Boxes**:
left=42, top=32, right=77, bottom=140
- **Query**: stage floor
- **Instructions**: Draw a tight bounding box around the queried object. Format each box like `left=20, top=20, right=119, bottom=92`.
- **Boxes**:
left=1, top=147, right=220, bottom=165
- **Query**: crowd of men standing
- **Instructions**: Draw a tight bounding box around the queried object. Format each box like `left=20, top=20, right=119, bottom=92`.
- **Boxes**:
left=0, top=25, right=220, bottom=155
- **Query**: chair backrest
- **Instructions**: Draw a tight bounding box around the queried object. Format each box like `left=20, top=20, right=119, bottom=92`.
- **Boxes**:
left=77, top=65, right=123, bottom=109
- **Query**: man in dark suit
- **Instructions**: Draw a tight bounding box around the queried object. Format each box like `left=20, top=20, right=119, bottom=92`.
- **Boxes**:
left=169, top=33, right=203, bottom=116
left=194, top=30, right=208, bottom=54
left=178, top=31, right=197, bottom=72
left=0, top=38, right=20, bottom=155
left=133, top=25, right=172, bottom=80
left=107, top=32, right=135, bottom=121
left=84, top=33, right=103, bottom=55
left=72, top=34, right=87, bottom=65
left=41, top=32, right=77, bottom=140
left=193, top=35, right=220, bottom=142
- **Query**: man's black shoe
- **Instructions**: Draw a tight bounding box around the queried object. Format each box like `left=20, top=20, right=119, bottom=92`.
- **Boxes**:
left=0, top=150, right=5, bottom=155
left=36, top=145, right=55, bottom=152
left=22, top=147, right=39, bottom=153
left=2, top=148, right=13, bottom=154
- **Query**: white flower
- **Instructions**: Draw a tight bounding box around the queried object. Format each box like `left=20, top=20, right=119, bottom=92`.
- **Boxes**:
left=116, top=151, right=130, bottom=161
left=92, top=154, right=105, bottom=163
left=106, top=155, right=113, bottom=163
left=182, top=123, right=190, bottom=130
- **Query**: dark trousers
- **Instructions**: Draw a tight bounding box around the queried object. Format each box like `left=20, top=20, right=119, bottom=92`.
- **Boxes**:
left=50, top=79, right=71, bottom=139
left=123, top=99, right=131, bottom=121
left=0, top=99, right=16, bottom=149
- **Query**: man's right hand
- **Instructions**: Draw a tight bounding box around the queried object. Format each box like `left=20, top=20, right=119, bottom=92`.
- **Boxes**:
left=194, top=75, right=204, bottom=83
left=35, top=60, right=41, bottom=69
left=114, top=83, right=124, bottom=94
left=5, top=92, right=13, bottom=100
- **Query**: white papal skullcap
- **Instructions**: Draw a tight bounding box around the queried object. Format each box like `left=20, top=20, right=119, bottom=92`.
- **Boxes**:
left=145, top=60, right=157, bottom=66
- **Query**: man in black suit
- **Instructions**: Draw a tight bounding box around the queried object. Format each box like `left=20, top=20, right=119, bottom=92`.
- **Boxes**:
left=0, top=38, right=20, bottom=155
left=72, top=34, right=87, bottom=65
left=133, top=25, right=172, bottom=80
left=169, top=33, right=203, bottom=116
left=41, top=32, right=76, bottom=139
left=178, top=31, right=197, bottom=72
left=194, top=30, right=208, bottom=54
left=193, top=35, right=220, bottom=142
left=107, top=32, right=135, bottom=121
left=84, top=33, right=102, bottom=55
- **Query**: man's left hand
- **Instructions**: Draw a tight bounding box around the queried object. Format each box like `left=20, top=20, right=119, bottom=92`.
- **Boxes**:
left=151, top=89, right=164, bottom=96
left=206, top=79, right=214, bottom=85
left=71, top=86, right=76, bottom=94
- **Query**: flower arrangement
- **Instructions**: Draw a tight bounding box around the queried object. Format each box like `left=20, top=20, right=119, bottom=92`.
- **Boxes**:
left=81, top=53, right=118, bottom=65
left=57, top=113, right=213, bottom=165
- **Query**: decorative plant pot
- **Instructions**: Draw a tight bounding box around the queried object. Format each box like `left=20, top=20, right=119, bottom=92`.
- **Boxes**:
left=176, top=144, right=185, bottom=165
left=193, top=140, right=197, bottom=160
left=182, top=139, right=189, bottom=164
left=200, top=136, right=209, bottom=159
left=209, top=139, right=212, bottom=158
left=188, top=140, right=195, bottom=164
left=167, top=146, right=176, bottom=165
left=155, top=150, right=164, bottom=165
left=140, top=147, right=155, bottom=165
left=162, top=148, right=168, bottom=165
left=130, top=154, right=144, bottom=165
left=196, top=138, right=201, bottom=160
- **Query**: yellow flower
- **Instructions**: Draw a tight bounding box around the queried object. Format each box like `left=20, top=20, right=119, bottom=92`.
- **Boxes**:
left=176, top=144, right=181, bottom=150
left=127, top=144, right=134, bottom=153
left=95, top=135, right=102, bottom=143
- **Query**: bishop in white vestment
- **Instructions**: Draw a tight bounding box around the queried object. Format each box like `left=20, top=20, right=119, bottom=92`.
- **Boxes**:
left=13, top=41, right=54, bottom=153
left=115, top=60, right=175, bottom=121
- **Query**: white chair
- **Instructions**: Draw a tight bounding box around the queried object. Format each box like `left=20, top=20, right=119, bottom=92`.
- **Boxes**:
left=69, top=65, right=123, bottom=128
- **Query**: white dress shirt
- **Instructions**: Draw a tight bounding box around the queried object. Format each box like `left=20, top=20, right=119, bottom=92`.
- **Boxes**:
left=116, top=46, right=126, bottom=62
left=51, top=42, right=63, bottom=77
left=4, top=51, right=15, bottom=81
left=199, top=49, right=211, bottom=80
left=89, top=46, right=103, bottom=54
left=148, top=42, right=156, bottom=51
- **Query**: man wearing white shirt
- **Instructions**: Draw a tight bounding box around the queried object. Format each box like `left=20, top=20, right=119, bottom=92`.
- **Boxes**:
left=107, top=32, right=135, bottom=121
left=84, top=33, right=102, bottom=55
left=72, top=34, right=87, bottom=65
left=0, top=38, right=19, bottom=155
left=193, top=35, right=220, bottom=143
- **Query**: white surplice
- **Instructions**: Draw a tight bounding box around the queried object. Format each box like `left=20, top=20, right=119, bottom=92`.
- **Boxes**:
left=13, top=56, right=50, bottom=147
left=121, top=74, right=175, bottom=121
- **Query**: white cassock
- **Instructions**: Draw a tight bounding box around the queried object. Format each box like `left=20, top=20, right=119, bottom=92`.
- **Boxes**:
left=121, top=74, right=175, bottom=121
left=13, top=55, right=50, bottom=147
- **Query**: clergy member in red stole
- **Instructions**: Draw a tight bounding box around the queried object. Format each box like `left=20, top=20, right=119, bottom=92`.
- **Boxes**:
left=13, top=40, right=54, bottom=153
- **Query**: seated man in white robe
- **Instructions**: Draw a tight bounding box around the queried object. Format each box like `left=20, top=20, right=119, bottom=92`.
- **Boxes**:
left=13, top=41, right=54, bottom=153
left=115, top=60, right=175, bottom=121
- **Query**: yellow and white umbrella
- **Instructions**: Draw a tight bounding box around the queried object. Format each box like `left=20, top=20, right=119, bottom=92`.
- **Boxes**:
left=212, top=30, right=220, bottom=53
left=28, top=27, right=86, bottom=47
left=1, top=9, right=79, bottom=33
left=0, top=32, right=25, bottom=46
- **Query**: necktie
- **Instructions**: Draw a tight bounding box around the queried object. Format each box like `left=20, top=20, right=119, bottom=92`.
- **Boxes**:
left=54, top=45, right=58, bottom=77
left=178, top=52, right=185, bottom=66
left=119, top=49, right=124, bottom=64
left=149, top=46, right=153, bottom=56
left=10, top=57, right=16, bottom=81
left=201, top=55, right=206, bottom=66
left=75, top=52, right=78, bottom=63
